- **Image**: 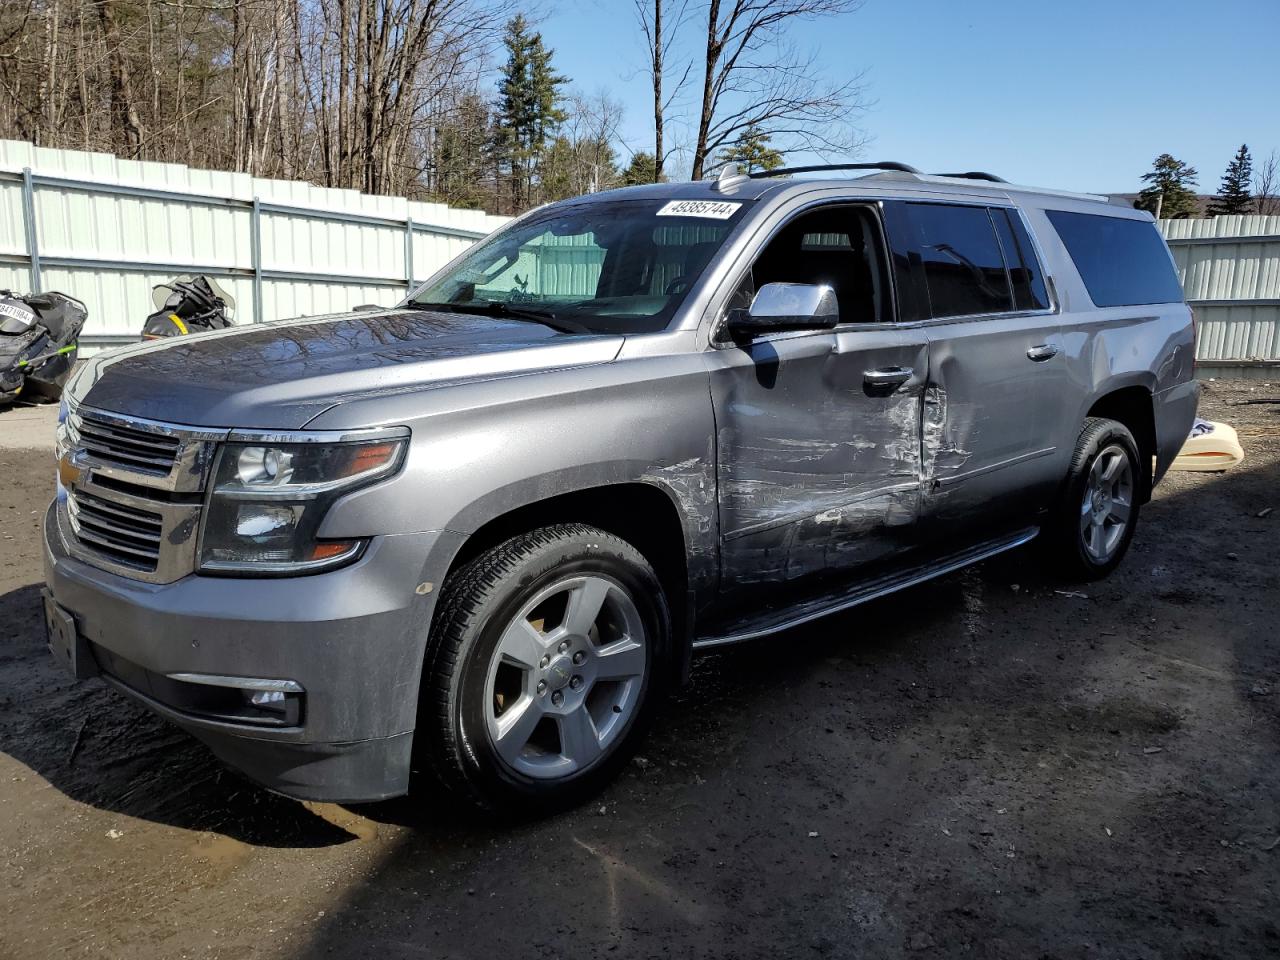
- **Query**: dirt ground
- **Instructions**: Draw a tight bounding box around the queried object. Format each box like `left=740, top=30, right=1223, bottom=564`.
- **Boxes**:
left=1, top=380, right=1277, bottom=960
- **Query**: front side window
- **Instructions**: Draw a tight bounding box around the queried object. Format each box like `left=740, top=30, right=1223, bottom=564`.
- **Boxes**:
left=1045, top=210, right=1184, bottom=308
left=734, top=206, right=891, bottom=325
left=409, top=198, right=751, bottom=335
left=906, top=203, right=1013, bottom=318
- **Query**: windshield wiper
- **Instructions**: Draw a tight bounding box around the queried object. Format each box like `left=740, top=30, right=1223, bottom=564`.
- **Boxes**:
left=406, top=300, right=593, bottom=336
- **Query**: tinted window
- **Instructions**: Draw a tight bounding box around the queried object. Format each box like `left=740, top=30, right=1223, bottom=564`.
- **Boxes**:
left=992, top=209, right=1049, bottom=311
left=1045, top=210, right=1184, bottom=308
left=907, top=203, right=1013, bottom=317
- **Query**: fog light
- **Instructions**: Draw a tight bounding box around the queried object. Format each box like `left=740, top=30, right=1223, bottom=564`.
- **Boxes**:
left=241, top=687, right=302, bottom=725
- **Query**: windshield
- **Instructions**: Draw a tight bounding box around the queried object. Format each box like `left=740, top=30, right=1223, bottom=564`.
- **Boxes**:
left=407, top=198, right=751, bottom=335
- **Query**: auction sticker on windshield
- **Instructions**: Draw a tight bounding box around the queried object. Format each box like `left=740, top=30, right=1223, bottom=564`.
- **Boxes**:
left=656, top=200, right=742, bottom=219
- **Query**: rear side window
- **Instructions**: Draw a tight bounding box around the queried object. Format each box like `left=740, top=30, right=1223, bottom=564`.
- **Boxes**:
left=992, top=209, right=1049, bottom=311
left=906, top=203, right=1013, bottom=317
left=1045, top=210, right=1184, bottom=307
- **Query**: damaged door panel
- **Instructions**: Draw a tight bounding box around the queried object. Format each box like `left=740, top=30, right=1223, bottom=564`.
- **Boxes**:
left=919, top=313, right=1066, bottom=534
left=709, top=327, right=929, bottom=603
left=885, top=199, right=1066, bottom=542
left=705, top=202, right=929, bottom=611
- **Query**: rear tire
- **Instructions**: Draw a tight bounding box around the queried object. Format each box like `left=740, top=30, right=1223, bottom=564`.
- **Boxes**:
left=1045, top=417, right=1142, bottom=581
left=419, top=524, right=669, bottom=814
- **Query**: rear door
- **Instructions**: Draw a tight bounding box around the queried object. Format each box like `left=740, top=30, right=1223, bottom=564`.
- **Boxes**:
left=883, top=199, right=1065, bottom=543
left=706, top=203, right=929, bottom=605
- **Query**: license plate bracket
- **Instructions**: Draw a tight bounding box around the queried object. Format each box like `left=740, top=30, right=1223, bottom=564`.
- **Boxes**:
left=42, top=590, right=98, bottom=680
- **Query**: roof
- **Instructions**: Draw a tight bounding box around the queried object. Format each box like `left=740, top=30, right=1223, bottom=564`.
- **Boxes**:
left=574, top=167, right=1145, bottom=218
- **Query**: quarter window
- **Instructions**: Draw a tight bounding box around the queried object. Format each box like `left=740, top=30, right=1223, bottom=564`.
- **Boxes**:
left=1045, top=210, right=1184, bottom=308
left=906, top=203, right=1013, bottom=318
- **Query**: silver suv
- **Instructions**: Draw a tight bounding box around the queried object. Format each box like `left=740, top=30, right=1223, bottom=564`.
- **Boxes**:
left=42, top=163, right=1199, bottom=811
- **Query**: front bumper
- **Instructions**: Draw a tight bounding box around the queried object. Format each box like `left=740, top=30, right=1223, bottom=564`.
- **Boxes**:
left=43, top=503, right=460, bottom=802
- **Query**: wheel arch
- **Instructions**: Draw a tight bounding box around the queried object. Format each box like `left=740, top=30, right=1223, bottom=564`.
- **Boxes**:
left=435, top=477, right=701, bottom=684
left=1086, top=384, right=1157, bottom=502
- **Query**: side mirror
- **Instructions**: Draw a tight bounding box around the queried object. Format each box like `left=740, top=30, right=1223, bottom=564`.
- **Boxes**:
left=726, top=282, right=839, bottom=336
left=352, top=304, right=383, bottom=312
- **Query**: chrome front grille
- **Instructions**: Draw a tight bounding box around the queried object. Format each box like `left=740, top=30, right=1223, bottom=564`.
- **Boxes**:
left=67, top=488, right=164, bottom=572
left=77, top=413, right=181, bottom=476
left=56, top=407, right=227, bottom=583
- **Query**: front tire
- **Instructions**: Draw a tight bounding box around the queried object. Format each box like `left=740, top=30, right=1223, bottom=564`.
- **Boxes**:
left=420, top=524, right=669, bottom=813
left=1046, top=417, right=1142, bottom=580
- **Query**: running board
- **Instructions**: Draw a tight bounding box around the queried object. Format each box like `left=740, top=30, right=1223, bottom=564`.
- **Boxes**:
left=693, top=527, right=1039, bottom=649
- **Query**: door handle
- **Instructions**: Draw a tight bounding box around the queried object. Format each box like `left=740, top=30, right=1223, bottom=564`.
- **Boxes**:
left=863, top=366, right=913, bottom=397
left=1027, top=344, right=1059, bottom=362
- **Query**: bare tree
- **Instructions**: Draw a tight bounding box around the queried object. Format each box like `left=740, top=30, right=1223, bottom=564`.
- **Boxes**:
left=634, top=0, right=690, bottom=183
left=96, top=0, right=145, bottom=156
left=1255, top=150, right=1280, bottom=217
left=0, top=0, right=587, bottom=211
left=687, top=0, right=869, bottom=181
left=561, top=90, right=625, bottom=195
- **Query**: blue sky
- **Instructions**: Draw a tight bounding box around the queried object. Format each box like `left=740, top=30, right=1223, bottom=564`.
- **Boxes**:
left=539, top=0, right=1279, bottom=194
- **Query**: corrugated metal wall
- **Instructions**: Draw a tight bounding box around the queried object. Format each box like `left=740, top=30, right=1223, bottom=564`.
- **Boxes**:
left=1160, top=215, right=1280, bottom=370
left=0, top=140, right=509, bottom=352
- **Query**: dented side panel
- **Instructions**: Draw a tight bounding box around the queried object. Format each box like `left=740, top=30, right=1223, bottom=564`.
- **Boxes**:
left=879, top=198, right=1070, bottom=542
left=915, top=311, right=1067, bottom=538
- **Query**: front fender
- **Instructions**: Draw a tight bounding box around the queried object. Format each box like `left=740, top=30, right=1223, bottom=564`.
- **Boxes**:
left=310, top=353, right=719, bottom=597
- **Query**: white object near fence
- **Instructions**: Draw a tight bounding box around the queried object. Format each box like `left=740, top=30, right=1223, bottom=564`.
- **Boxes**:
left=0, top=140, right=509, bottom=352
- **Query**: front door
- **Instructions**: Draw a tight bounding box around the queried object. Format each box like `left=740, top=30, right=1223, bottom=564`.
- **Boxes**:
left=706, top=204, right=929, bottom=606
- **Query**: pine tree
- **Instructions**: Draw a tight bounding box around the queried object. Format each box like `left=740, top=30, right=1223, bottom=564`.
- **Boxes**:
left=493, top=15, right=568, bottom=211
left=430, top=93, right=493, bottom=210
left=623, top=152, right=662, bottom=185
left=1208, top=144, right=1253, bottom=217
left=716, top=125, right=783, bottom=174
left=1135, top=154, right=1200, bottom=220
left=541, top=135, right=620, bottom=201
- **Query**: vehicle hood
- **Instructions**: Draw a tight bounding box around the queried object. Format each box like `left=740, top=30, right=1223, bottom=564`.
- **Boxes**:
left=78, top=308, right=625, bottom=429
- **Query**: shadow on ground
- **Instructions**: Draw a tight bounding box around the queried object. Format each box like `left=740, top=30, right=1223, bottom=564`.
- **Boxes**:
left=0, top=581, right=368, bottom=847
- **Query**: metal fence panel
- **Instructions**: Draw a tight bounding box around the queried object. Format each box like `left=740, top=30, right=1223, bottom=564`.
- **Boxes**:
left=1160, top=215, right=1280, bottom=364
left=0, top=140, right=509, bottom=352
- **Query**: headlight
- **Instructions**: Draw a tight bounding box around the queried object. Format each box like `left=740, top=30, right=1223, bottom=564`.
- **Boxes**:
left=199, top=436, right=406, bottom=575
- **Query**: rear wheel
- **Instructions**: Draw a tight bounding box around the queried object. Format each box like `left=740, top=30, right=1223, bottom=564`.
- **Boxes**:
left=1045, top=417, right=1142, bottom=580
left=420, top=524, right=668, bottom=813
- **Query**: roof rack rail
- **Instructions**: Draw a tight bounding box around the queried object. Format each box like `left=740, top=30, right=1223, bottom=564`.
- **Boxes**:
left=931, top=171, right=1008, bottom=183
left=748, top=161, right=921, bottom=179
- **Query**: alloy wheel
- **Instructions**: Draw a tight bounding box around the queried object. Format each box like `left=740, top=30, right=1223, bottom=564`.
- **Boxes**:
left=483, top=575, right=647, bottom=779
left=1079, top=443, right=1134, bottom=563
